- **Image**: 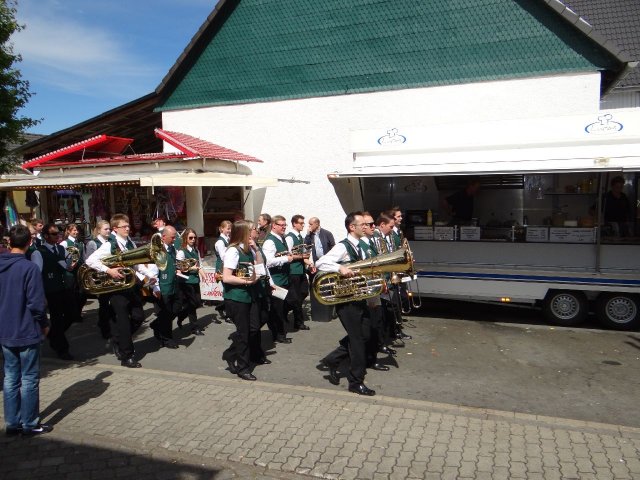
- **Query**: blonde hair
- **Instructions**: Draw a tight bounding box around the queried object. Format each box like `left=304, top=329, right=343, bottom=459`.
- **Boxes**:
left=228, top=220, right=251, bottom=254
left=218, top=220, right=232, bottom=233
left=93, top=220, right=110, bottom=238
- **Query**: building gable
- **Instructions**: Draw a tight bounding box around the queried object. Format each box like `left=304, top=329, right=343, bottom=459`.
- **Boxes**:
left=158, top=0, right=623, bottom=112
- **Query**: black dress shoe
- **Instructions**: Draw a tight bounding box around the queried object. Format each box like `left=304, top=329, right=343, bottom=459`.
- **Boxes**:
left=275, top=335, right=292, bottom=344
left=371, top=363, right=390, bottom=371
left=177, top=319, right=184, bottom=328
left=348, top=383, right=376, bottom=396
left=224, top=317, right=233, bottom=324
left=397, top=332, right=412, bottom=340
left=121, top=357, right=142, bottom=368
left=191, top=328, right=205, bottom=336
left=237, top=372, right=257, bottom=381
left=255, top=358, right=272, bottom=365
left=320, top=360, right=340, bottom=385
left=160, top=338, right=179, bottom=349
left=297, top=324, right=310, bottom=330
left=212, top=318, right=222, bottom=324
left=379, top=346, right=397, bottom=356
left=225, top=360, right=237, bottom=374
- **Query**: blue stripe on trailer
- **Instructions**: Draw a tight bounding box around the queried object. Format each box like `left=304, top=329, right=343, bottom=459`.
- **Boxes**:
left=417, top=270, right=640, bottom=288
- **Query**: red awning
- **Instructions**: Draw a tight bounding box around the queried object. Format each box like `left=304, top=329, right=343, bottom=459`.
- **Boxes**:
left=21, top=130, right=263, bottom=170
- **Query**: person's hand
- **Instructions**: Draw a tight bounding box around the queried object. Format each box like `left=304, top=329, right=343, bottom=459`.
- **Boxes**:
left=286, top=254, right=294, bottom=263
left=154, top=291, right=161, bottom=299
left=107, top=267, right=125, bottom=280
left=308, top=265, right=317, bottom=275
left=41, top=326, right=50, bottom=337
left=339, top=266, right=355, bottom=277
left=146, top=277, right=157, bottom=285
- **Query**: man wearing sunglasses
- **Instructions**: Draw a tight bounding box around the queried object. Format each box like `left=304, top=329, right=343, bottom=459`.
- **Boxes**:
left=285, top=214, right=311, bottom=331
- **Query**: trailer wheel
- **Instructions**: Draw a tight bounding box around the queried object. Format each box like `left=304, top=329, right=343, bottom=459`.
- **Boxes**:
left=543, top=290, right=588, bottom=327
left=596, top=293, right=640, bottom=330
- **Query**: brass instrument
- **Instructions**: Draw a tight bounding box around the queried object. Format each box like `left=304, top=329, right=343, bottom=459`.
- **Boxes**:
left=176, top=258, right=198, bottom=271
left=66, top=246, right=80, bottom=264
left=291, top=243, right=313, bottom=255
left=312, top=246, right=415, bottom=305
left=233, top=262, right=267, bottom=280
left=371, top=231, right=390, bottom=255
left=78, top=233, right=167, bottom=295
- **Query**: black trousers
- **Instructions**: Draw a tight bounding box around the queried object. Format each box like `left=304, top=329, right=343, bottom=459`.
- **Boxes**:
left=46, top=292, right=72, bottom=355
left=222, top=300, right=252, bottom=374
left=97, top=295, right=114, bottom=338
left=108, top=289, right=144, bottom=359
left=177, top=282, right=201, bottom=328
left=268, top=295, right=288, bottom=339
left=323, top=301, right=371, bottom=386
left=249, top=297, right=269, bottom=362
left=154, top=292, right=179, bottom=339
left=285, top=274, right=309, bottom=327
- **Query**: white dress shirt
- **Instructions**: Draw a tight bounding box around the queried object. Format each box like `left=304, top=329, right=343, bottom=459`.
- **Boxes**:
left=262, top=233, right=290, bottom=269
left=315, top=234, right=364, bottom=273
left=85, top=235, right=156, bottom=285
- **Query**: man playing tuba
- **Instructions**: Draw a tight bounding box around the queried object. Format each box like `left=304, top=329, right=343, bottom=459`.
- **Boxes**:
left=85, top=214, right=158, bottom=368
left=316, top=212, right=376, bottom=396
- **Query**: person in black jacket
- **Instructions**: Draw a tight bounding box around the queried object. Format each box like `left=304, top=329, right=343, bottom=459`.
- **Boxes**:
left=0, top=224, right=52, bottom=436
left=304, top=217, right=335, bottom=265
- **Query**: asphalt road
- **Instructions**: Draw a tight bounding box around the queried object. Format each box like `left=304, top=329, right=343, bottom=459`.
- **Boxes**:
left=55, top=297, right=640, bottom=428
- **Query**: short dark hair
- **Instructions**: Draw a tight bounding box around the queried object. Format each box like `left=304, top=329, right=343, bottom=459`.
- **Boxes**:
left=611, top=176, right=625, bottom=187
left=291, top=214, right=304, bottom=225
left=376, top=212, right=395, bottom=226
left=43, top=223, right=59, bottom=235
left=344, top=211, right=363, bottom=232
left=9, top=224, right=31, bottom=249
left=259, top=213, right=271, bottom=224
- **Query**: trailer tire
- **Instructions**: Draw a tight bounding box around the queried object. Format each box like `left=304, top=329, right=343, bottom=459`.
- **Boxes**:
left=596, top=293, right=640, bottom=330
left=543, top=290, right=588, bottom=327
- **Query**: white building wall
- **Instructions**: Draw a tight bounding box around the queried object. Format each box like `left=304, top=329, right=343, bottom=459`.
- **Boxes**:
left=162, top=72, right=601, bottom=237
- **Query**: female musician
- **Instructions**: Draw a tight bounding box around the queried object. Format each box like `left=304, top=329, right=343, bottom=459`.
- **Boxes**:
left=176, top=228, right=206, bottom=335
left=60, top=223, right=83, bottom=324
left=85, top=220, right=113, bottom=339
left=221, top=220, right=260, bottom=381
left=214, top=220, right=232, bottom=323
left=247, top=220, right=271, bottom=365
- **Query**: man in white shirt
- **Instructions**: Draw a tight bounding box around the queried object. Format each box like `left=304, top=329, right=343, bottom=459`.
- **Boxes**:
left=315, top=212, right=376, bottom=396
left=85, top=214, right=157, bottom=368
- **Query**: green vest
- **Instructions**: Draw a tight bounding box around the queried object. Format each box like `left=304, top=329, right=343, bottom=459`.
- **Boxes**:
left=179, top=247, right=200, bottom=285
left=286, top=232, right=304, bottom=275
left=94, top=237, right=104, bottom=249
left=391, top=229, right=402, bottom=249
left=38, top=244, right=66, bottom=294
left=159, top=244, right=177, bottom=296
left=63, top=238, right=83, bottom=288
left=215, top=236, right=229, bottom=272
left=223, top=247, right=253, bottom=304
left=339, top=239, right=362, bottom=263
left=359, top=238, right=376, bottom=258
left=266, top=233, right=290, bottom=287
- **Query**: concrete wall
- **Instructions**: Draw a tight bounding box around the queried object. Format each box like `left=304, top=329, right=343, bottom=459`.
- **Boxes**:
left=162, top=73, right=601, bottom=238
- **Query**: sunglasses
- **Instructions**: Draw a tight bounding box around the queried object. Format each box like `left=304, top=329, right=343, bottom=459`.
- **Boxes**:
left=365, top=222, right=375, bottom=227
left=187, top=236, right=196, bottom=240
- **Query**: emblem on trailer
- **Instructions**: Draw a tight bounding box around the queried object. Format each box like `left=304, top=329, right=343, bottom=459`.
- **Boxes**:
left=377, top=128, right=407, bottom=145
left=584, top=114, right=623, bottom=135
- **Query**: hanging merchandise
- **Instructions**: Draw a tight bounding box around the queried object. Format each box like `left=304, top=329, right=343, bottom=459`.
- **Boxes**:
left=25, top=190, right=39, bottom=208
left=3, top=193, right=19, bottom=227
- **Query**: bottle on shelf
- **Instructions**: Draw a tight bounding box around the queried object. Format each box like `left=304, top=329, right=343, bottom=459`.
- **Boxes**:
left=426, top=209, right=433, bottom=226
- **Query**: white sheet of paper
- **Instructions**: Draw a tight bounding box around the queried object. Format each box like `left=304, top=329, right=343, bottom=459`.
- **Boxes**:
left=272, top=285, right=288, bottom=300
left=254, top=264, right=266, bottom=277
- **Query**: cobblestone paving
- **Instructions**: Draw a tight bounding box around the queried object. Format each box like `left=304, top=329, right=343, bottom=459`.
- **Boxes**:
left=2, top=361, right=639, bottom=479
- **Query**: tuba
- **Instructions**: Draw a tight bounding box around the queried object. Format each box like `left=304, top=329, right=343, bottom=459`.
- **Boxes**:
left=78, top=234, right=167, bottom=295
left=66, top=246, right=81, bottom=263
left=312, top=245, right=415, bottom=305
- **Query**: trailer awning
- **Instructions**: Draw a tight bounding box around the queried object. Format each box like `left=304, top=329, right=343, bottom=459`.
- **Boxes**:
left=331, top=142, right=640, bottom=178
left=0, top=170, right=278, bottom=190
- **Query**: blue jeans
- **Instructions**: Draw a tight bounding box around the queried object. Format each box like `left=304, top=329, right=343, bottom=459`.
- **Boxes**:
left=2, top=344, right=41, bottom=430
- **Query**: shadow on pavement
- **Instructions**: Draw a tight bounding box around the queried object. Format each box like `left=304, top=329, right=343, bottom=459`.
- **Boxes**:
left=40, top=371, right=112, bottom=426
left=0, top=434, right=224, bottom=479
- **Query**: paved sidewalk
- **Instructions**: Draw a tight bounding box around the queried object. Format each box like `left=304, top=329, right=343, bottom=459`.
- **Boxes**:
left=2, top=361, right=639, bottom=479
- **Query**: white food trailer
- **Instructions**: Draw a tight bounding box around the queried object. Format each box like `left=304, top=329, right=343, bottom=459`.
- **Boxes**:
left=333, top=109, right=640, bottom=329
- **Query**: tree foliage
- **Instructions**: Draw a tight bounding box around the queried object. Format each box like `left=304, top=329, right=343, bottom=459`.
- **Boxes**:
left=0, top=0, right=39, bottom=173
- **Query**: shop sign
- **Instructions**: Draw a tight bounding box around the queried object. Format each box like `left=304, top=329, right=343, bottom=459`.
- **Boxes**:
left=549, top=228, right=596, bottom=243
left=434, top=226, right=455, bottom=241
left=584, top=114, right=623, bottom=135
left=526, top=227, right=549, bottom=242
left=459, top=227, right=481, bottom=241
left=414, top=226, right=434, bottom=240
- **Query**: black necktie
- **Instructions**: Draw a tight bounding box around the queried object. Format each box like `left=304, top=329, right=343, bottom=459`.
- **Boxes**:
left=298, top=234, right=302, bottom=242
left=168, top=245, right=176, bottom=257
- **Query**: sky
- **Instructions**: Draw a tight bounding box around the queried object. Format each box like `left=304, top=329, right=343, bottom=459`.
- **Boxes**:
left=11, top=0, right=215, bottom=135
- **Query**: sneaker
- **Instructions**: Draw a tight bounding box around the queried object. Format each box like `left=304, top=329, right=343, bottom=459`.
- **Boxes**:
left=22, top=424, right=53, bottom=436
left=5, top=426, right=22, bottom=436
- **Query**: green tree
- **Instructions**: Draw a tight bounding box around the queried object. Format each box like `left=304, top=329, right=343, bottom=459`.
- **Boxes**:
left=0, top=0, right=39, bottom=173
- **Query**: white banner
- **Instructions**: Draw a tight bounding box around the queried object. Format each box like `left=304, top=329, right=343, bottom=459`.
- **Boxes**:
left=200, top=267, right=223, bottom=301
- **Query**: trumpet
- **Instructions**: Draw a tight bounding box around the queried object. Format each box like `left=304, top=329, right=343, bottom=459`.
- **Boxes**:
left=233, top=262, right=267, bottom=280
left=176, top=258, right=198, bottom=271
left=291, top=243, right=313, bottom=255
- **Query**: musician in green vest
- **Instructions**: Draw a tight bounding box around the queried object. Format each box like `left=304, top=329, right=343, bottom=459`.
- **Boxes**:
left=221, top=220, right=260, bottom=381
left=38, top=223, right=75, bottom=360
left=214, top=220, right=232, bottom=323
left=176, top=227, right=205, bottom=336
left=85, top=214, right=157, bottom=368
left=386, top=207, right=412, bottom=341
left=61, top=223, right=84, bottom=325
left=263, top=215, right=299, bottom=344
left=150, top=225, right=180, bottom=349
left=247, top=220, right=272, bottom=365
left=316, top=212, right=376, bottom=396
left=85, top=220, right=113, bottom=339
left=285, top=214, right=312, bottom=331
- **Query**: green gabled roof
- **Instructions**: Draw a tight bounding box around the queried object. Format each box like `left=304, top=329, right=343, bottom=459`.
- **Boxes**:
left=157, top=0, right=624, bottom=112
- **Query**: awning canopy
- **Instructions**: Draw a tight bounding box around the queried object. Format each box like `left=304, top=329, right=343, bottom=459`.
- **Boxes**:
left=0, top=170, right=278, bottom=190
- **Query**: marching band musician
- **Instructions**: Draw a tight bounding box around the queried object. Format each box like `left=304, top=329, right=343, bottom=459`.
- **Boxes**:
left=247, top=220, right=272, bottom=366
left=151, top=226, right=181, bottom=349
left=221, top=220, right=260, bottom=381
left=285, top=214, right=311, bottom=331
left=176, top=227, right=206, bottom=336
left=389, top=207, right=404, bottom=250
left=316, top=212, right=376, bottom=396
left=85, top=220, right=114, bottom=339
left=263, top=215, right=299, bottom=344
left=37, top=223, right=75, bottom=361
left=214, top=220, right=232, bottom=323
left=60, top=223, right=84, bottom=324
left=85, top=214, right=157, bottom=368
